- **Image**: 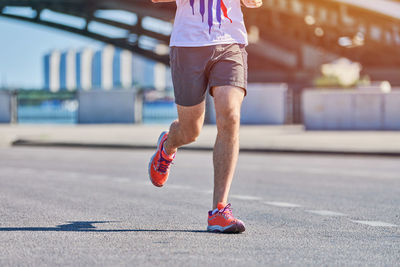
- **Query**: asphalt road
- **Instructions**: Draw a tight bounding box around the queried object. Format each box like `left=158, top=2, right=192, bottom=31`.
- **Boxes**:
left=0, top=147, right=399, bottom=266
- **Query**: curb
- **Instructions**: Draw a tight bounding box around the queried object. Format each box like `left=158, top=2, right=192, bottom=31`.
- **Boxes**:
left=12, top=139, right=400, bottom=158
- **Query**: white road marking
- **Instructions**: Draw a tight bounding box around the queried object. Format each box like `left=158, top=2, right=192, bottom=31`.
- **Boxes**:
left=306, top=210, right=347, bottom=216
left=350, top=220, right=398, bottom=227
left=265, top=201, right=301, bottom=208
left=64, top=172, right=81, bottom=178
left=167, top=185, right=193, bottom=190
left=87, top=174, right=108, bottom=180
left=43, top=170, right=61, bottom=176
left=230, top=195, right=262, bottom=201
left=115, top=177, right=131, bottom=183
left=137, top=182, right=152, bottom=187
left=243, top=165, right=399, bottom=179
left=16, top=167, right=37, bottom=174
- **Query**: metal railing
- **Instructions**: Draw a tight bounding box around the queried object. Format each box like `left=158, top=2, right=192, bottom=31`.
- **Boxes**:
left=3, top=85, right=329, bottom=125
left=16, top=90, right=77, bottom=124
left=139, top=88, right=178, bottom=124
left=6, top=88, right=178, bottom=124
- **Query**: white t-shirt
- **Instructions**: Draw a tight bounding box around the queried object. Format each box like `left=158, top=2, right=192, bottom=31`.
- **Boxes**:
left=170, top=0, right=248, bottom=47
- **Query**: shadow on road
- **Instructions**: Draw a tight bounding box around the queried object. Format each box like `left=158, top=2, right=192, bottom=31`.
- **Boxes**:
left=0, top=221, right=207, bottom=233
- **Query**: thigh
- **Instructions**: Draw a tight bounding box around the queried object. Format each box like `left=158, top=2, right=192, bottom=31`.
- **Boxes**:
left=208, top=44, right=248, bottom=97
left=176, top=101, right=206, bottom=133
left=212, top=85, right=244, bottom=124
left=170, top=46, right=212, bottom=107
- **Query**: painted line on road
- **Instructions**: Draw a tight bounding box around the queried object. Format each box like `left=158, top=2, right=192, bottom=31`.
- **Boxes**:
left=115, top=177, right=131, bottom=183
left=230, top=195, right=263, bottom=201
left=265, top=201, right=301, bottom=208
left=8, top=166, right=397, bottom=228
left=64, top=172, right=82, bottom=178
left=306, top=210, right=347, bottom=216
left=244, top=165, right=400, bottom=180
left=87, top=174, right=109, bottom=180
left=136, top=181, right=155, bottom=187
left=6, top=165, right=399, bottom=229
left=167, top=185, right=193, bottom=190
left=350, top=220, right=398, bottom=227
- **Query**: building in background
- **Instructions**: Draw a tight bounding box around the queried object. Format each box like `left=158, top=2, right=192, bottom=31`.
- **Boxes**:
left=44, top=45, right=172, bottom=92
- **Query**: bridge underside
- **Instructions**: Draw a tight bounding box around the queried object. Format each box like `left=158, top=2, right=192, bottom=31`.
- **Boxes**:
left=1, top=0, right=400, bottom=84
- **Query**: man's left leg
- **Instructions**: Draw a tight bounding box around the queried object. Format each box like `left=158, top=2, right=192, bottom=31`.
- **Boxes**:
left=212, top=85, right=244, bottom=208
left=207, top=85, right=246, bottom=233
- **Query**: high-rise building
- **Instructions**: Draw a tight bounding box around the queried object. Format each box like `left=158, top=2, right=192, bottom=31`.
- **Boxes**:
left=44, top=45, right=172, bottom=92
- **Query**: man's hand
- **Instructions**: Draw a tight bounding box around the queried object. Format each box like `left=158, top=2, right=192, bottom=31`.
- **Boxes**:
left=241, top=0, right=263, bottom=8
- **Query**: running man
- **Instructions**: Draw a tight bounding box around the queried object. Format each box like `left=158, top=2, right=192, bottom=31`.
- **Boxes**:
left=149, top=0, right=263, bottom=233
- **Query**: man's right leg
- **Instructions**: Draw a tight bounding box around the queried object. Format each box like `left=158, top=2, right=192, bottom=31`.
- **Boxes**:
left=163, top=101, right=205, bottom=156
left=148, top=101, right=205, bottom=187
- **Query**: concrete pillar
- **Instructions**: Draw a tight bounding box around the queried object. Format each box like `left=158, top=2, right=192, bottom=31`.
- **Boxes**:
left=66, top=49, right=77, bottom=91
left=120, top=49, right=133, bottom=89
left=80, top=48, right=93, bottom=91
left=154, top=63, right=166, bottom=90
left=102, top=45, right=115, bottom=90
left=49, top=50, right=61, bottom=92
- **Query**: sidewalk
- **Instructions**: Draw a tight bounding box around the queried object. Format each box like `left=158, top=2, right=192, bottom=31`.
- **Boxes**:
left=1, top=124, right=400, bottom=156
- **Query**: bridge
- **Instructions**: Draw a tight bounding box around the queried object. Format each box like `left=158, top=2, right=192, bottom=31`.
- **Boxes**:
left=1, top=0, right=400, bottom=85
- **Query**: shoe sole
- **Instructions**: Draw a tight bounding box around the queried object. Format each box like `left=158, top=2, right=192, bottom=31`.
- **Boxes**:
left=148, top=131, right=168, bottom=187
left=207, top=223, right=245, bottom=233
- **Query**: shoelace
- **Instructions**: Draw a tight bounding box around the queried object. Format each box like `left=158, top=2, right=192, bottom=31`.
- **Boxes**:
left=219, top=203, right=234, bottom=220
left=157, top=156, right=172, bottom=173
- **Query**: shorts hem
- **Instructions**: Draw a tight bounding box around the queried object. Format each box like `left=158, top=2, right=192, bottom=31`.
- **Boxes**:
left=209, top=82, right=247, bottom=97
left=174, top=96, right=206, bottom=107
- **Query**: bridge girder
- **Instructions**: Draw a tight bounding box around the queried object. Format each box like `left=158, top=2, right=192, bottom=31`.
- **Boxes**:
left=0, top=0, right=174, bottom=64
left=247, top=0, right=400, bottom=68
left=1, top=0, right=400, bottom=80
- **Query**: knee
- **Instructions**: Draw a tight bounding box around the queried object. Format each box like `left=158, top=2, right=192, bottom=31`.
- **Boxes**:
left=216, top=110, right=241, bottom=132
left=181, top=125, right=201, bottom=144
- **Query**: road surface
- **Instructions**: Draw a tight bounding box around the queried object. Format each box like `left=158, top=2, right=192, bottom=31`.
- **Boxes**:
left=0, top=147, right=399, bottom=266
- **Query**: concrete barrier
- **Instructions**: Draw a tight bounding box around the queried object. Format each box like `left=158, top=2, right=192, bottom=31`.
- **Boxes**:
left=78, top=90, right=135, bottom=123
left=353, top=93, right=382, bottom=130
left=207, top=83, right=287, bottom=125
left=384, top=93, right=400, bottom=130
left=0, top=91, right=11, bottom=123
left=303, top=91, right=354, bottom=130
left=302, top=90, right=400, bottom=130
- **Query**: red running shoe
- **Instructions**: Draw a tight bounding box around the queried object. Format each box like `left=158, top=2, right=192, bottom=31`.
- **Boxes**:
left=207, top=203, right=245, bottom=233
left=148, top=131, right=175, bottom=187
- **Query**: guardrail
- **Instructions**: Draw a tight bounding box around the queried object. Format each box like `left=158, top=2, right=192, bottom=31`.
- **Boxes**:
left=0, top=88, right=178, bottom=124
left=17, top=90, right=77, bottom=124
left=2, top=84, right=293, bottom=125
left=1, top=85, right=291, bottom=125
left=3, top=87, right=400, bottom=129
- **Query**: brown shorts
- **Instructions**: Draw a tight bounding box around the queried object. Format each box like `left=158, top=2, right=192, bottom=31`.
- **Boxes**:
left=170, top=43, right=248, bottom=106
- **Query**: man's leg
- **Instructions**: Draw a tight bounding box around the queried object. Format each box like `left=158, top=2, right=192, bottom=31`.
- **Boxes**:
left=211, top=85, right=245, bottom=209
left=163, top=101, right=205, bottom=156
left=148, top=101, right=205, bottom=187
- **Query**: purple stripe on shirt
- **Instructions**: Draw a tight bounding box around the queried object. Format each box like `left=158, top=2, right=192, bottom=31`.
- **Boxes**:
left=200, top=0, right=205, bottom=22
left=190, top=0, right=195, bottom=15
left=216, top=0, right=221, bottom=28
left=208, top=0, right=213, bottom=34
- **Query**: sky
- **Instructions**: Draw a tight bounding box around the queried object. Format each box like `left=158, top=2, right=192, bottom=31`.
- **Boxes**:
left=0, top=17, right=104, bottom=89
left=0, top=8, right=170, bottom=90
